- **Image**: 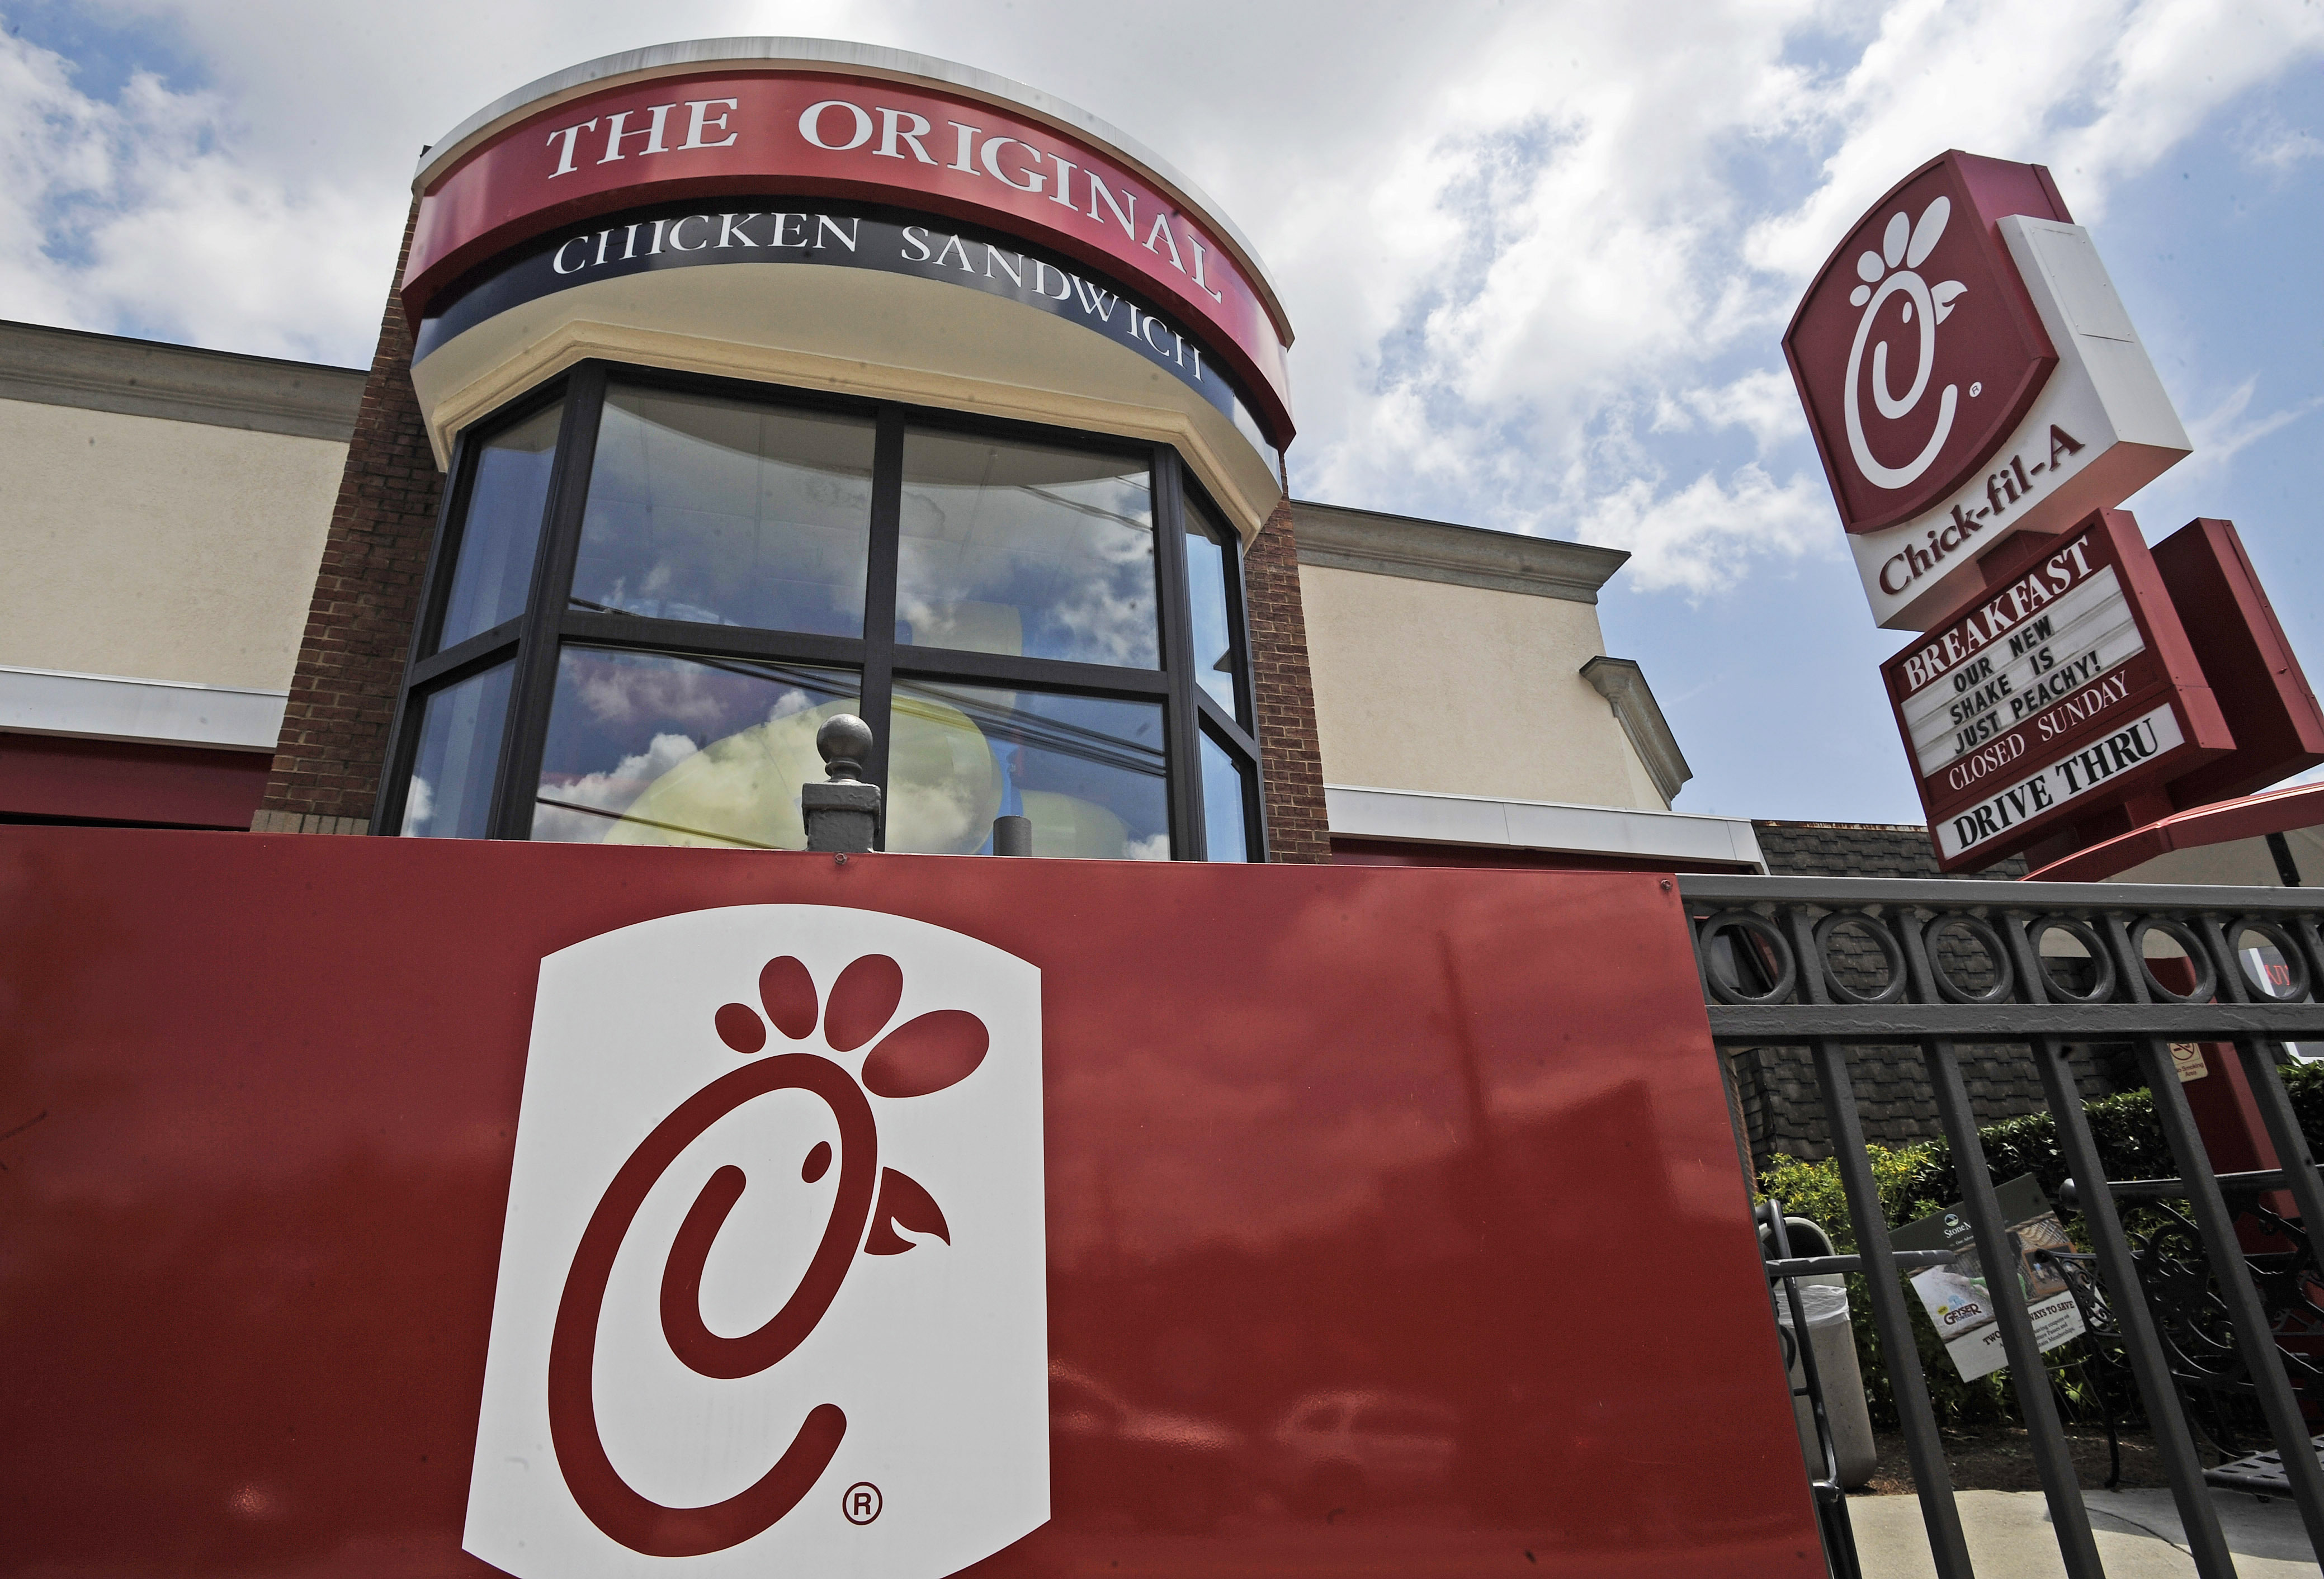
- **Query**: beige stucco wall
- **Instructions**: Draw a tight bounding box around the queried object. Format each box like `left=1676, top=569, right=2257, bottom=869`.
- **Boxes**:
left=1300, top=562, right=1668, bottom=811
left=0, top=398, right=344, bottom=689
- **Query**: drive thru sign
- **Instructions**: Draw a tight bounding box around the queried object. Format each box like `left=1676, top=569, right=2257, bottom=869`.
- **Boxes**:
left=1880, top=507, right=2229, bottom=869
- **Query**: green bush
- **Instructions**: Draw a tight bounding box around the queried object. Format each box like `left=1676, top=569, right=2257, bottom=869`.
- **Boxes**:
left=1756, top=1062, right=2324, bottom=1428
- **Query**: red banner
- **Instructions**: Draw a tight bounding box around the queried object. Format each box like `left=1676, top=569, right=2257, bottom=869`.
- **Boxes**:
left=0, top=829, right=1815, bottom=1577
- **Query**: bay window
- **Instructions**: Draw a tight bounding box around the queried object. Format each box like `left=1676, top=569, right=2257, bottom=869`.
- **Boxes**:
left=381, top=363, right=1261, bottom=859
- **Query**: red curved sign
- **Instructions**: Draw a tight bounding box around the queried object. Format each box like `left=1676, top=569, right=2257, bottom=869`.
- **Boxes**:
left=1784, top=152, right=2065, bottom=535
left=405, top=70, right=1295, bottom=443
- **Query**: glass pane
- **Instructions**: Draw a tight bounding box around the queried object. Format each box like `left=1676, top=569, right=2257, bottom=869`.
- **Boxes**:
left=439, top=404, right=561, bottom=649
left=1200, top=733, right=1250, bottom=862
left=571, top=386, right=875, bottom=636
left=1183, top=501, right=1242, bottom=721
left=530, top=647, right=858, bottom=849
left=888, top=680, right=1168, bottom=859
left=897, top=432, right=1157, bottom=666
left=399, top=661, right=514, bottom=838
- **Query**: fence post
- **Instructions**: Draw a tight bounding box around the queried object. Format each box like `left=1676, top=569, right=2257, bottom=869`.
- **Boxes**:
left=1684, top=873, right=2324, bottom=1575
left=802, top=715, right=881, bottom=855
left=1999, top=907, right=2236, bottom=1577
left=1920, top=1030, right=2104, bottom=1576
left=2102, top=909, right=2324, bottom=1552
left=1783, top=906, right=1976, bottom=1578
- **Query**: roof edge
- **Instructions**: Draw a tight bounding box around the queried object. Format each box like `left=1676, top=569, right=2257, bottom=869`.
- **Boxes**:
left=0, top=318, right=365, bottom=441
left=1581, top=656, right=1692, bottom=807
left=1290, top=499, right=1629, bottom=604
left=1322, top=782, right=1764, bottom=871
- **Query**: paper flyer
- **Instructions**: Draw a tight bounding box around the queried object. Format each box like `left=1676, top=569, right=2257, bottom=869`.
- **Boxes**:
left=1891, top=1174, right=2086, bottom=1381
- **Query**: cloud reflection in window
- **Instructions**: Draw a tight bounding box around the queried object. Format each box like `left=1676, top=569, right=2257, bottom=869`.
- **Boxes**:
left=898, top=432, right=1157, bottom=669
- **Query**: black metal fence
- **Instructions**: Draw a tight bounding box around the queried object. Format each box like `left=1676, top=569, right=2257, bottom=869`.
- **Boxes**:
left=1679, top=874, right=2324, bottom=1578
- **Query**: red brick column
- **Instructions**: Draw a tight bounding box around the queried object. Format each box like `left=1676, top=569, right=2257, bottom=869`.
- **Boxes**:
left=253, top=207, right=442, bottom=833
left=1244, top=497, right=1330, bottom=862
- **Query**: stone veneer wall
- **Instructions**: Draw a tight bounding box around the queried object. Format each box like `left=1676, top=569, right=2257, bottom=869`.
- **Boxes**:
left=1731, top=820, right=2122, bottom=1170
left=1753, top=821, right=2029, bottom=883
left=1241, top=497, right=1330, bottom=863
left=253, top=209, right=440, bottom=835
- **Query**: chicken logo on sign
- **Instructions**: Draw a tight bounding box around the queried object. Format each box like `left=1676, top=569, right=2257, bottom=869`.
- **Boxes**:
left=1784, top=151, right=2067, bottom=537
left=465, top=906, right=1048, bottom=1579
left=1840, top=198, right=1968, bottom=491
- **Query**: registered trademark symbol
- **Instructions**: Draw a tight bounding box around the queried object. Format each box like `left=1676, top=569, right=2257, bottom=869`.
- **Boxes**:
left=1969, top=381, right=1982, bottom=396
left=843, top=1482, right=883, bottom=1525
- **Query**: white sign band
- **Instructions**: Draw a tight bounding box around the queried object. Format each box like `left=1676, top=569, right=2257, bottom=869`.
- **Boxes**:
left=1902, top=565, right=2144, bottom=774
left=1935, top=703, right=2184, bottom=859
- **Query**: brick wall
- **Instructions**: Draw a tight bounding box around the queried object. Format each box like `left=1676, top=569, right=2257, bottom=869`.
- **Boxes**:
left=1243, top=497, right=1329, bottom=863
left=1731, top=820, right=2124, bottom=1169
left=253, top=207, right=442, bottom=834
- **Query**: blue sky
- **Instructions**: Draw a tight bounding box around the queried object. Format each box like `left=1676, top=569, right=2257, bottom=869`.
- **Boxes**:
left=3, top=0, right=2318, bottom=825
left=1614, top=62, right=2324, bottom=820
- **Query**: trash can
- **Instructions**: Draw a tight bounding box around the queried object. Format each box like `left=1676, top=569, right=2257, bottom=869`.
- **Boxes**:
left=1764, top=1216, right=1878, bottom=1490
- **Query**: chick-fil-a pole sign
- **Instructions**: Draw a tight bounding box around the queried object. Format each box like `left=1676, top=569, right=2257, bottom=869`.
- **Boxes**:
left=1882, top=507, right=2230, bottom=869
left=403, top=70, right=1295, bottom=445
left=1784, top=151, right=2189, bottom=630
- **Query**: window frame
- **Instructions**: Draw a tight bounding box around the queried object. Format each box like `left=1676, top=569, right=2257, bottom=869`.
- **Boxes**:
left=1179, top=476, right=1265, bottom=860
left=375, top=359, right=1265, bottom=859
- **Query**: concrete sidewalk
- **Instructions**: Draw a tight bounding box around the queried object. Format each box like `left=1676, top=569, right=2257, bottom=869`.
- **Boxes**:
left=1850, top=1487, right=2320, bottom=1576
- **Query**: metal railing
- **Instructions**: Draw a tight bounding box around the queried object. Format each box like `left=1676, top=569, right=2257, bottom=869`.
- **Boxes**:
left=1679, top=874, right=2324, bottom=1579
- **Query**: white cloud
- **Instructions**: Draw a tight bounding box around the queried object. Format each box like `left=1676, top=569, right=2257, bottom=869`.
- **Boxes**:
left=2181, top=377, right=2317, bottom=471
left=2047, top=0, right=2324, bottom=208
left=0, top=27, right=394, bottom=361
left=1259, top=0, right=2324, bottom=595
left=532, top=731, right=701, bottom=843
left=2, top=0, right=2317, bottom=601
left=1679, top=368, right=1812, bottom=453
left=2243, top=122, right=2324, bottom=169
left=402, top=772, right=434, bottom=834
left=1575, top=465, right=1834, bottom=597
left=2117, top=373, right=2316, bottom=528
left=2250, top=127, right=2324, bottom=171
left=0, top=0, right=872, bottom=361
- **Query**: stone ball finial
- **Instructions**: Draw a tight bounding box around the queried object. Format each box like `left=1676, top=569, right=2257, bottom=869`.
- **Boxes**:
left=816, top=713, right=875, bottom=782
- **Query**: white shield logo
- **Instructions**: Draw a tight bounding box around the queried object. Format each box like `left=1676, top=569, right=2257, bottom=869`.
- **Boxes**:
left=464, top=904, right=1048, bottom=1578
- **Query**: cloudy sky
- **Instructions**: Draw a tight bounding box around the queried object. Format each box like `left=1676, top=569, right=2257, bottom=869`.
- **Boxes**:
left=5, top=0, right=2320, bottom=823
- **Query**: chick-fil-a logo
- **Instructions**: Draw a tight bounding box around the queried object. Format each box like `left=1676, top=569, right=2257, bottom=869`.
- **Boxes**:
left=1784, top=152, right=2068, bottom=542
left=1843, top=197, right=1967, bottom=492
left=466, top=906, right=1049, bottom=1579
